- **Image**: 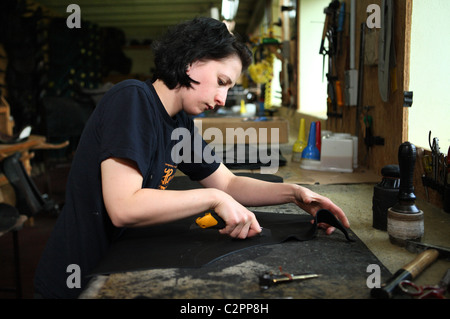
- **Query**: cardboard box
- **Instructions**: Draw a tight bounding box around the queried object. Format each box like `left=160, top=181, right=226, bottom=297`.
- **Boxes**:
left=194, top=117, right=289, bottom=145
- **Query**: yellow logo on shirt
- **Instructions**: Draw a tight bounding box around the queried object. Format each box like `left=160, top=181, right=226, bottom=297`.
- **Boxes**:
left=159, top=163, right=177, bottom=189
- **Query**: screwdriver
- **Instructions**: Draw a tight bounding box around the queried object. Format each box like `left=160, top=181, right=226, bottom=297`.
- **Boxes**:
left=259, top=272, right=320, bottom=290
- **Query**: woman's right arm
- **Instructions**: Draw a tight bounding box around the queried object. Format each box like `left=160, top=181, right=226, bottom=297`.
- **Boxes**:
left=101, top=157, right=260, bottom=238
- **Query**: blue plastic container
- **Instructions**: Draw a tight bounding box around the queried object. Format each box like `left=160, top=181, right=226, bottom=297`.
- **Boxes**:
left=302, top=122, right=320, bottom=160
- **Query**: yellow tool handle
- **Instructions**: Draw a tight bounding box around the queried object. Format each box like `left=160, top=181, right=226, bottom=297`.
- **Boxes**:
left=195, top=211, right=226, bottom=229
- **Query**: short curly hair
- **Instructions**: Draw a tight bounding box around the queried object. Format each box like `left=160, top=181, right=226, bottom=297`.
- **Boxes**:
left=151, top=17, right=252, bottom=89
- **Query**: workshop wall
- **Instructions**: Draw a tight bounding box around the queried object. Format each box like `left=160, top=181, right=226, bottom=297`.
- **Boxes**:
left=325, top=0, right=412, bottom=176
left=408, top=0, right=450, bottom=152
left=0, top=2, right=133, bottom=143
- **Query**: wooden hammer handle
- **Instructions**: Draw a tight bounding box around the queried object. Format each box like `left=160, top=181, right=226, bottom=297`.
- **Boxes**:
left=403, top=249, right=439, bottom=278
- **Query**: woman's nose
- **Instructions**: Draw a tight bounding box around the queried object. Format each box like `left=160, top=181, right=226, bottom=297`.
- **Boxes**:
left=214, top=89, right=228, bottom=107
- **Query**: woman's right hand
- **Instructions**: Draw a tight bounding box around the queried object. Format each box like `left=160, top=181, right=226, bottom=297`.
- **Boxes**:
left=212, top=192, right=262, bottom=239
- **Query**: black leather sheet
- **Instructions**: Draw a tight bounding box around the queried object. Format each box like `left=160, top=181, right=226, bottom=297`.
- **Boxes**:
left=91, top=209, right=353, bottom=275
left=91, top=174, right=354, bottom=275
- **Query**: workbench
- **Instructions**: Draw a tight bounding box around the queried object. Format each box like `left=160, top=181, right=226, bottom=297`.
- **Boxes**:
left=80, top=150, right=450, bottom=301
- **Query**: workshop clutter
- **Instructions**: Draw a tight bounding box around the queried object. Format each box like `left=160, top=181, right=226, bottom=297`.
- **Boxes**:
left=386, top=142, right=424, bottom=246
left=295, top=118, right=357, bottom=173
left=302, top=122, right=320, bottom=161
left=291, top=118, right=306, bottom=162
left=372, top=137, right=449, bottom=240
left=372, top=164, right=400, bottom=231
left=419, top=132, right=450, bottom=213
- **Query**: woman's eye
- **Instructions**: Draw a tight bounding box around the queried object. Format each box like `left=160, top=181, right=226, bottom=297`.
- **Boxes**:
left=218, top=79, right=225, bottom=86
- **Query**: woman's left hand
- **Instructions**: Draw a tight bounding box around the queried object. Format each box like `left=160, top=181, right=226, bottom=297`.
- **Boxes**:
left=293, top=186, right=350, bottom=235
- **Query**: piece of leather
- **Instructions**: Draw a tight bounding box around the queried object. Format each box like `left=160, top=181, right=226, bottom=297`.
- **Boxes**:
left=91, top=209, right=353, bottom=275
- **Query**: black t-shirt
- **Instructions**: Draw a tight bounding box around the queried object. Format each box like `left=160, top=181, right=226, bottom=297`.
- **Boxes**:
left=34, top=79, right=220, bottom=298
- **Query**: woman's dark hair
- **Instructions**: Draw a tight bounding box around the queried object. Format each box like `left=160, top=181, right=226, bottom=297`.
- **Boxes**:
left=152, top=17, right=252, bottom=89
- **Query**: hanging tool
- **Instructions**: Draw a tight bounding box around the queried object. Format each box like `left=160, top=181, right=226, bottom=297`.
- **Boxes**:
left=362, top=108, right=373, bottom=166
left=371, top=249, right=439, bottom=299
left=422, top=132, right=448, bottom=203
left=336, top=1, right=345, bottom=56
left=319, top=0, right=339, bottom=81
left=405, top=240, right=450, bottom=261
left=355, top=22, right=366, bottom=137
left=422, top=155, right=432, bottom=175
left=319, top=0, right=342, bottom=131
left=259, top=271, right=320, bottom=290
left=429, top=131, right=440, bottom=185
left=319, top=0, right=340, bottom=56
left=362, top=106, right=384, bottom=167
left=344, top=0, right=358, bottom=107
left=427, top=131, right=446, bottom=188
left=334, top=2, right=345, bottom=116
left=417, top=147, right=429, bottom=201
left=378, top=0, right=395, bottom=102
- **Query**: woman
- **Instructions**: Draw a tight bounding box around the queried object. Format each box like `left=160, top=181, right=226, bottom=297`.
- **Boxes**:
left=34, top=17, right=349, bottom=298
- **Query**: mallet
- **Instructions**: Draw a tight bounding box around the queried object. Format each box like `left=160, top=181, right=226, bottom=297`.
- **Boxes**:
left=371, top=249, right=439, bottom=299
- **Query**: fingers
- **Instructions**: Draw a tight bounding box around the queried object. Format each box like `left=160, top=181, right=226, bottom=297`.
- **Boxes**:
left=325, top=226, right=336, bottom=235
left=330, top=205, right=350, bottom=229
left=219, top=210, right=261, bottom=239
left=296, top=186, right=350, bottom=230
left=317, top=222, right=336, bottom=235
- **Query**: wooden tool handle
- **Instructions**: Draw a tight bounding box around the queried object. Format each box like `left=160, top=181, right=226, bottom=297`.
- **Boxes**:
left=402, top=249, right=439, bottom=278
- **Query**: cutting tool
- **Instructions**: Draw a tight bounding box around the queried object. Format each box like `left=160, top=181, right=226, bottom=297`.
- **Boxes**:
left=191, top=210, right=271, bottom=237
left=194, top=211, right=226, bottom=229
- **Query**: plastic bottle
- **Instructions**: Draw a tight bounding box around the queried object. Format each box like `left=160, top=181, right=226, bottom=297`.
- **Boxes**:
left=292, top=118, right=306, bottom=162
left=301, top=122, right=320, bottom=160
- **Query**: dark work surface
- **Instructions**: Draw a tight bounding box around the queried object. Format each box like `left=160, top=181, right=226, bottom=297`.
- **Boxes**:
left=86, top=174, right=391, bottom=299
left=89, top=225, right=391, bottom=299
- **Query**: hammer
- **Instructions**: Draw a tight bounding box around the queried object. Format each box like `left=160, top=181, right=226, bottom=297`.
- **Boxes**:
left=371, top=249, right=439, bottom=299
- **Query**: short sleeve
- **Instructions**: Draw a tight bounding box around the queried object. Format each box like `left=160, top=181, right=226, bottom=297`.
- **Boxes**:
left=97, top=81, right=155, bottom=177
left=177, top=123, right=221, bottom=181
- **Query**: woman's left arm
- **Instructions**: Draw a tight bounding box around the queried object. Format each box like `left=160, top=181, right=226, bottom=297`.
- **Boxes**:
left=200, top=163, right=350, bottom=234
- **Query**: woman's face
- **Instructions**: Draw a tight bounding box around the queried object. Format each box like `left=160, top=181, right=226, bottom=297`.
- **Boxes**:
left=181, top=55, right=242, bottom=115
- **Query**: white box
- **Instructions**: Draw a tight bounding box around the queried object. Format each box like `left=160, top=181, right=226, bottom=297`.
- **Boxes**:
left=320, top=136, right=354, bottom=173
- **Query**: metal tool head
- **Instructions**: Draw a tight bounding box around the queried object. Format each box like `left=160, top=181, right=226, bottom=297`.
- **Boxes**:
left=256, top=227, right=271, bottom=237
left=405, top=241, right=450, bottom=261
left=438, top=269, right=450, bottom=293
